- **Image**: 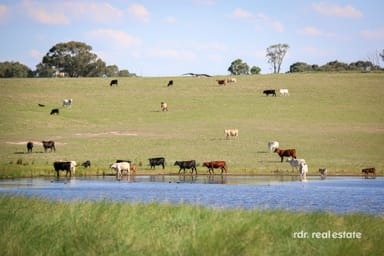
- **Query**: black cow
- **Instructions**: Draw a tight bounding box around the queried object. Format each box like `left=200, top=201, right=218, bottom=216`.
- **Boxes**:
left=263, top=89, right=276, bottom=96
left=110, top=79, right=118, bottom=86
left=53, top=161, right=74, bottom=177
left=50, top=108, right=59, bottom=115
left=27, top=142, right=33, bottom=153
left=116, top=159, right=132, bottom=163
left=42, top=140, right=55, bottom=152
left=81, top=160, right=91, bottom=168
left=174, top=160, right=197, bottom=174
left=167, top=80, right=173, bottom=86
left=149, top=157, right=165, bottom=169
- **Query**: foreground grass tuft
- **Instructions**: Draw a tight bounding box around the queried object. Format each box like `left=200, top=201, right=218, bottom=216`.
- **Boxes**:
left=0, top=196, right=383, bottom=255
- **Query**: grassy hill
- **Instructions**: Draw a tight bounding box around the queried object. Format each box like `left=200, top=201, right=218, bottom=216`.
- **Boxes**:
left=0, top=73, right=383, bottom=176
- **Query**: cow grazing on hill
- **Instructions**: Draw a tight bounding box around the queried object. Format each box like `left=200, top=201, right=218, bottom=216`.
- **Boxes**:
left=27, top=142, right=33, bottom=153
left=50, top=108, right=59, bottom=115
left=279, top=89, right=289, bottom=96
left=362, top=167, right=376, bottom=178
left=274, top=148, right=296, bottom=162
left=110, top=79, right=118, bottom=86
left=42, top=141, right=55, bottom=152
left=62, top=99, right=73, bottom=107
left=174, top=160, right=197, bottom=174
left=53, top=161, right=76, bottom=177
left=216, top=79, right=227, bottom=86
left=263, top=89, right=276, bottom=96
left=224, top=129, right=239, bottom=139
left=149, top=157, right=165, bottom=169
left=202, top=161, right=227, bottom=174
left=167, top=80, right=173, bottom=86
left=268, top=141, right=279, bottom=152
left=161, top=102, right=168, bottom=111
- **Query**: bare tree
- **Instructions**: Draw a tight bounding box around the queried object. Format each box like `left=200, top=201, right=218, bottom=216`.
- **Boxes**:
left=266, top=43, right=289, bottom=73
left=366, top=50, right=381, bottom=70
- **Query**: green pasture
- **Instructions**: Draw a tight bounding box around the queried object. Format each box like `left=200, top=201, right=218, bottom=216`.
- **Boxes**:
left=1, top=196, right=383, bottom=255
left=0, top=73, right=383, bottom=177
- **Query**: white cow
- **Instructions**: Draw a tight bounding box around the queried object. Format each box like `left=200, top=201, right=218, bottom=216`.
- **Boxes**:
left=70, top=161, right=77, bottom=175
left=63, top=99, right=73, bottom=107
left=279, top=89, right=289, bottom=96
left=227, top=77, right=237, bottom=83
left=286, top=158, right=306, bottom=171
left=161, top=102, right=168, bottom=111
left=110, top=162, right=131, bottom=179
left=268, top=141, right=279, bottom=152
left=299, top=162, right=308, bottom=181
left=224, top=129, right=239, bottom=139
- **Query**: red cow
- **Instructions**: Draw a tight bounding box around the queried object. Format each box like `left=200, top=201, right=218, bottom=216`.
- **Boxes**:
left=274, top=148, right=296, bottom=162
left=362, top=167, right=376, bottom=178
left=216, top=79, right=227, bottom=86
left=202, top=161, right=227, bottom=174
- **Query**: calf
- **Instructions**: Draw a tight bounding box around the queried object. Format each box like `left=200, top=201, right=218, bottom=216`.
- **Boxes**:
left=174, top=160, right=197, bottom=174
left=42, top=140, right=55, bottom=152
left=149, top=157, right=165, bottom=169
left=50, top=108, right=59, bottom=115
left=62, top=99, right=73, bottom=107
left=216, top=79, right=227, bottom=86
left=202, top=161, right=227, bottom=174
left=27, top=142, right=33, bottom=153
left=81, top=160, right=91, bottom=168
left=110, top=79, right=118, bottom=86
left=319, top=168, right=327, bottom=179
left=362, top=167, right=376, bottom=178
left=263, top=89, right=276, bottom=96
left=268, top=141, right=279, bottom=152
left=274, top=148, right=296, bottom=162
left=224, top=129, right=239, bottom=139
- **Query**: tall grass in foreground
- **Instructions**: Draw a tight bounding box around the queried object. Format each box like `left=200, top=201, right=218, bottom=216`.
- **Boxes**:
left=0, top=196, right=382, bottom=255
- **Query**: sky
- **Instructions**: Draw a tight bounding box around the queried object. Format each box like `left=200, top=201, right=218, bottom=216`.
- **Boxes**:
left=0, top=0, right=383, bottom=76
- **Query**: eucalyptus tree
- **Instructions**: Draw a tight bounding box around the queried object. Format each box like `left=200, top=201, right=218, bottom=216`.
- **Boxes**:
left=266, top=43, right=289, bottom=74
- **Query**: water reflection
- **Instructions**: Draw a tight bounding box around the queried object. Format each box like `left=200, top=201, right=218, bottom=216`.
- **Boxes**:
left=0, top=175, right=383, bottom=214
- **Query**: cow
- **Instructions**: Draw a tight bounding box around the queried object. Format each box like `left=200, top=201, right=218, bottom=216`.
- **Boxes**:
left=53, top=161, right=76, bottom=177
left=81, top=160, right=91, bottom=168
left=224, top=129, right=239, bottom=139
left=174, top=160, right=197, bottom=174
left=110, top=162, right=131, bottom=179
left=362, top=167, right=376, bottom=178
left=116, top=159, right=132, bottom=163
left=110, top=79, right=118, bottom=86
left=274, top=148, right=296, bottom=162
left=202, top=161, right=227, bottom=174
left=279, top=89, right=289, bottom=96
left=227, top=78, right=237, bottom=83
left=298, top=162, right=308, bottom=181
left=319, top=168, right=327, bottom=179
left=50, top=108, right=59, bottom=115
left=286, top=158, right=306, bottom=172
left=38, top=103, right=45, bottom=107
left=161, top=102, right=168, bottom=111
left=26, top=142, right=33, bottom=153
left=216, top=79, right=227, bottom=86
left=263, top=89, right=276, bottom=96
left=167, top=80, right=173, bottom=86
left=42, top=141, right=55, bottom=152
left=268, top=141, right=279, bottom=152
left=62, top=99, right=73, bottom=107
left=149, top=157, right=165, bottom=169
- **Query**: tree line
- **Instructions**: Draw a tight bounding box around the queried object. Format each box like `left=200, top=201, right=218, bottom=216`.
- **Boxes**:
left=0, top=41, right=383, bottom=77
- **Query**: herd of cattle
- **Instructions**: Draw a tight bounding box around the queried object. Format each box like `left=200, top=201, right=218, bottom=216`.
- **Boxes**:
left=29, top=78, right=376, bottom=180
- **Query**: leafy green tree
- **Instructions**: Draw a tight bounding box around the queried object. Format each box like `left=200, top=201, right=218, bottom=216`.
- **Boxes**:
left=36, top=41, right=106, bottom=77
left=0, top=61, right=33, bottom=77
left=105, top=65, right=119, bottom=77
left=228, top=59, right=249, bottom=75
left=250, top=66, right=261, bottom=74
left=289, top=62, right=313, bottom=72
left=266, top=43, right=289, bottom=73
